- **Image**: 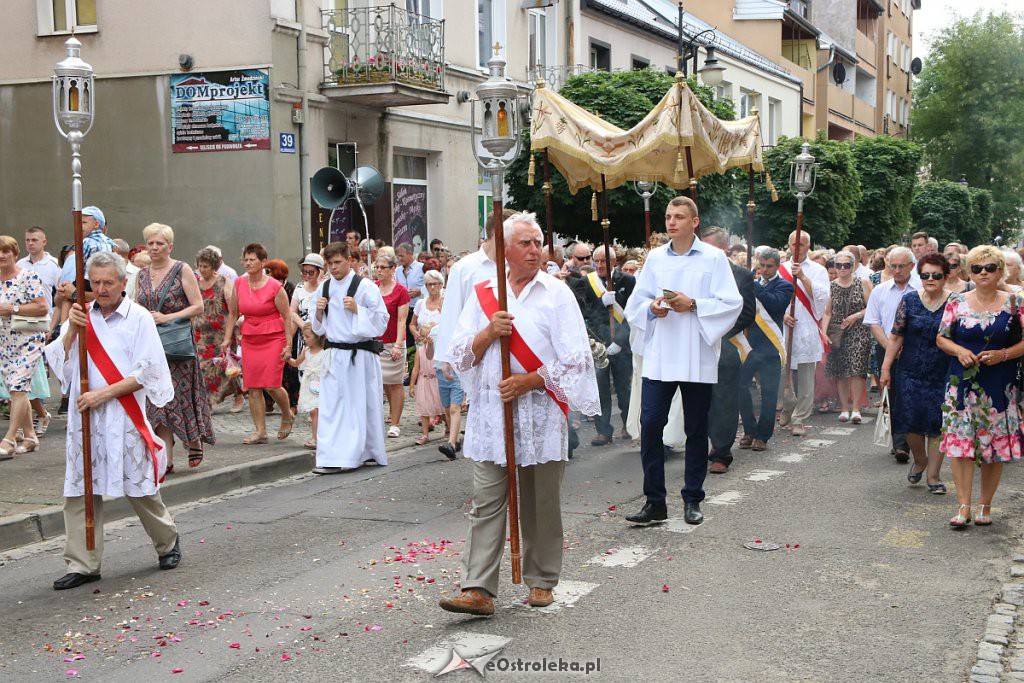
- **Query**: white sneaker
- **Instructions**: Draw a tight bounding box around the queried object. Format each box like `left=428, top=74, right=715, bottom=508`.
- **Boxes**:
left=851, top=411, right=862, bottom=424
left=387, top=425, right=400, bottom=438
left=838, top=411, right=850, bottom=422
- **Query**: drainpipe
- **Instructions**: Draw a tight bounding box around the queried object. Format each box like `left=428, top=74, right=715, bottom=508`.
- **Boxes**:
left=296, top=0, right=311, bottom=253
left=798, top=81, right=805, bottom=139
left=816, top=45, right=836, bottom=73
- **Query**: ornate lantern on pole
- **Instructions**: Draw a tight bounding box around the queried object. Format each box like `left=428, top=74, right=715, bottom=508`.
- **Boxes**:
left=783, top=142, right=818, bottom=392
left=470, top=44, right=527, bottom=585
left=632, top=181, right=659, bottom=249
left=53, top=36, right=98, bottom=550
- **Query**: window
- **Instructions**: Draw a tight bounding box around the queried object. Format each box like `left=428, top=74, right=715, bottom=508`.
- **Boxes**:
left=886, top=31, right=893, bottom=58
left=768, top=98, right=781, bottom=146
left=739, top=88, right=755, bottom=119
left=589, top=40, right=610, bottom=71
left=37, top=0, right=97, bottom=35
left=477, top=0, right=506, bottom=69
left=631, top=56, right=650, bottom=70
left=715, top=81, right=731, bottom=101
left=528, top=9, right=548, bottom=70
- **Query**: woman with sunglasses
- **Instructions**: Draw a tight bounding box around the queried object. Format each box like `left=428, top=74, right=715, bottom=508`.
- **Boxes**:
left=943, top=255, right=973, bottom=294
left=822, top=251, right=873, bottom=422
left=936, top=246, right=1024, bottom=527
left=880, top=253, right=951, bottom=495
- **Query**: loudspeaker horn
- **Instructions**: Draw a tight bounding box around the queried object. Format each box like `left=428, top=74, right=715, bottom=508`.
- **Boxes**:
left=311, top=166, right=352, bottom=209
left=352, top=165, right=385, bottom=206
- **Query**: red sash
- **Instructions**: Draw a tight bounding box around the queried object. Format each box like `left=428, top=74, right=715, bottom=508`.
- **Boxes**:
left=85, top=317, right=164, bottom=485
left=778, top=264, right=831, bottom=353
left=474, top=281, right=569, bottom=418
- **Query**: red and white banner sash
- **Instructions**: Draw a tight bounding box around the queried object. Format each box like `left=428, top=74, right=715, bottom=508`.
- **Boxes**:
left=85, top=317, right=164, bottom=485
left=474, top=280, right=569, bottom=418
left=778, top=264, right=831, bottom=353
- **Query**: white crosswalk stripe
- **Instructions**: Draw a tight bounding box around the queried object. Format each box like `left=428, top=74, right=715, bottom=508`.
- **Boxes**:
left=587, top=546, right=654, bottom=568
left=778, top=453, right=805, bottom=463
left=707, top=490, right=745, bottom=505
left=821, top=427, right=856, bottom=436
left=801, top=439, right=836, bottom=449
left=744, top=469, right=785, bottom=482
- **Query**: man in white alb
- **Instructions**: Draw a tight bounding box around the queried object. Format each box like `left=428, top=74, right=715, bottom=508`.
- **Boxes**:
left=438, top=213, right=599, bottom=616
left=310, top=241, right=389, bottom=474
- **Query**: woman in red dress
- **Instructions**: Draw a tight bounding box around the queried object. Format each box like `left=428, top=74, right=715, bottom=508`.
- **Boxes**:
left=222, top=243, right=294, bottom=444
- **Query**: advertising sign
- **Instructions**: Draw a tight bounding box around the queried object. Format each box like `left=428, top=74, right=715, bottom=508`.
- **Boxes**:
left=392, top=184, right=428, bottom=254
left=171, top=69, right=270, bottom=153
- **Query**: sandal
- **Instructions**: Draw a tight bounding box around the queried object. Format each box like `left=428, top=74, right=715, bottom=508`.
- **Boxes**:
left=387, top=425, right=400, bottom=438
left=277, top=414, right=295, bottom=440
left=36, top=412, right=52, bottom=435
left=975, top=504, right=992, bottom=526
left=927, top=482, right=947, bottom=495
left=16, top=435, right=39, bottom=454
left=0, top=437, right=15, bottom=459
left=188, top=447, right=204, bottom=468
left=165, top=464, right=174, bottom=475
left=415, top=434, right=429, bottom=445
left=907, top=463, right=925, bottom=484
left=950, top=504, right=972, bottom=528
left=304, top=439, right=317, bottom=450
left=243, top=433, right=268, bottom=445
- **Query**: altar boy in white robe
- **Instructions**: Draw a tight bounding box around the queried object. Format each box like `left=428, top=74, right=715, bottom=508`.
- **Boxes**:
left=310, top=241, right=389, bottom=474
left=44, top=252, right=180, bottom=590
left=438, top=213, right=600, bottom=616
left=623, top=196, right=742, bottom=527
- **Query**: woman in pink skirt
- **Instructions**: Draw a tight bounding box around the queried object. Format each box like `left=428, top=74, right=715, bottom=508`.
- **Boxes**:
left=408, top=270, right=445, bottom=445
left=222, top=243, right=294, bottom=444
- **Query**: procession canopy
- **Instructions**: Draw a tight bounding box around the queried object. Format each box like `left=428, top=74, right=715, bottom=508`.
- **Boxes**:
left=530, top=74, right=764, bottom=194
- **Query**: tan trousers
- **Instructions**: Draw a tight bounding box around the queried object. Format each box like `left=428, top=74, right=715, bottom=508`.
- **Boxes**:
left=63, top=493, right=178, bottom=575
left=781, top=361, right=817, bottom=426
left=461, top=460, right=566, bottom=598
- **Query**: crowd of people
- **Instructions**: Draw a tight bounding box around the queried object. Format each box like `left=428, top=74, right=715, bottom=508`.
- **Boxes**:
left=6, top=200, right=1023, bottom=596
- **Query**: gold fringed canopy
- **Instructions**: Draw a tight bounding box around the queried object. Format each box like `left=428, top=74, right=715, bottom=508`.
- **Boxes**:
left=530, top=75, right=765, bottom=194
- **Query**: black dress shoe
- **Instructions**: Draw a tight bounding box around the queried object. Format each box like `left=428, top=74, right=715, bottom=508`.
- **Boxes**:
left=158, top=536, right=182, bottom=570
left=438, top=441, right=457, bottom=460
left=684, top=502, right=704, bottom=525
left=625, top=502, right=668, bottom=526
left=53, top=572, right=101, bottom=590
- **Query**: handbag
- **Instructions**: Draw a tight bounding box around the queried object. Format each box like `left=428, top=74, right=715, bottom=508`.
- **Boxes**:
left=10, top=270, right=49, bottom=334
left=873, top=386, right=893, bottom=449
left=826, top=281, right=854, bottom=350
left=153, top=262, right=196, bottom=361
left=1009, top=295, right=1024, bottom=394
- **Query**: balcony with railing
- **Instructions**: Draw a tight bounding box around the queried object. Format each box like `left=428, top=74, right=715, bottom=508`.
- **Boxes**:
left=526, top=64, right=595, bottom=91
left=322, top=5, right=449, bottom=107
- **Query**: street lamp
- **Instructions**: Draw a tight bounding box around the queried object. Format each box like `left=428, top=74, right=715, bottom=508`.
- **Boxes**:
left=632, top=180, right=659, bottom=249
left=52, top=35, right=97, bottom=551
left=676, top=2, right=726, bottom=85
left=470, top=44, right=528, bottom=586
left=783, top=142, right=818, bottom=393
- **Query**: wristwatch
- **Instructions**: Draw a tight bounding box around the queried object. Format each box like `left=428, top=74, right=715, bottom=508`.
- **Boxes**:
left=688, top=299, right=697, bottom=313
left=12, top=303, right=20, bottom=314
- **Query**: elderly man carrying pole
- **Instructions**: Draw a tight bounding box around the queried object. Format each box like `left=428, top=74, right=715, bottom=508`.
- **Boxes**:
left=439, top=212, right=599, bottom=616
left=45, top=252, right=181, bottom=590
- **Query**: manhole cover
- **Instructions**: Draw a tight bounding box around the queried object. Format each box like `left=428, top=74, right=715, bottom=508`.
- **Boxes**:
left=743, top=541, right=781, bottom=551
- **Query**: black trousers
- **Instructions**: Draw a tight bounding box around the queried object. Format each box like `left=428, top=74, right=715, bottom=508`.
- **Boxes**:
left=595, top=351, right=632, bottom=437
left=640, top=379, right=713, bottom=505
left=709, top=341, right=742, bottom=465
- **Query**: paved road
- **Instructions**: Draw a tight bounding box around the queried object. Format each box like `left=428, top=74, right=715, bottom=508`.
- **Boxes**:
left=1, top=412, right=1022, bottom=682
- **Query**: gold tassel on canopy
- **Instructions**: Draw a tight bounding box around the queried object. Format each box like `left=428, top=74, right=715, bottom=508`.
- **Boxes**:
left=674, top=150, right=686, bottom=184
left=591, top=192, right=598, bottom=221
left=527, top=153, right=536, bottom=186
left=766, top=172, right=779, bottom=202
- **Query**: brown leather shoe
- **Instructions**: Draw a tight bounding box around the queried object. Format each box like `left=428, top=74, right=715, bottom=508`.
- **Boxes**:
left=751, top=439, right=767, bottom=452
left=791, top=424, right=806, bottom=437
left=709, top=461, right=729, bottom=474
left=590, top=433, right=613, bottom=446
left=438, top=588, right=494, bottom=616
left=738, top=435, right=753, bottom=449
left=527, top=587, right=554, bottom=607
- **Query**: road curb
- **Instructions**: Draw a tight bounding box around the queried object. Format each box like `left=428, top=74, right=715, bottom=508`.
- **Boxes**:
left=0, top=449, right=316, bottom=553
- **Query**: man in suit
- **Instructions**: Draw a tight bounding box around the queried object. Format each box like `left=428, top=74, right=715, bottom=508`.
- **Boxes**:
left=701, top=227, right=756, bottom=473
left=739, top=248, right=794, bottom=452
left=580, top=246, right=635, bottom=446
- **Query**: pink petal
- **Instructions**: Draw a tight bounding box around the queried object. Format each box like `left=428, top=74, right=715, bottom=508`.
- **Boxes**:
left=171, top=668, right=184, bottom=674
left=65, top=670, right=78, bottom=676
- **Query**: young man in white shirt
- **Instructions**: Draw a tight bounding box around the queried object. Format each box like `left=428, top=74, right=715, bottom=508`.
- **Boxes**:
left=19, top=227, right=61, bottom=311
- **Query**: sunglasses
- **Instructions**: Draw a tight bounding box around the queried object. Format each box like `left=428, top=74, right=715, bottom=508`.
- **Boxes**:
left=919, top=272, right=945, bottom=280
left=835, top=262, right=853, bottom=270
left=971, top=263, right=1000, bottom=274
left=949, top=262, right=960, bottom=268
left=575, top=254, right=592, bottom=261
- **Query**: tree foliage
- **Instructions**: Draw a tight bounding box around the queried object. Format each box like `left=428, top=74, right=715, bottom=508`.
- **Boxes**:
left=912, top=11, right=1024, bottom=238
left=751, top=133, right=863, bottom=249
left=967, top=186, right=995, bottom=246
left=910, top=180, right=973, bottom=248
left=850, top=135, right=922, bottom=247
left=506, top=69, right=741, bottom=246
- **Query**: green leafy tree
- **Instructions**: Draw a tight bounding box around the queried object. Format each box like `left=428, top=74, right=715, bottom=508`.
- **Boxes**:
left=912, top=11, right=1024, bottom=237
left=752, top=133, right=863, bottom=249
left=506, top=69, right=741, bottom=246
left=910, top=180, right=973, bottom=247
left=850, top=135, right=922, bottom=247
left=965, top=186, right=994, bottom=246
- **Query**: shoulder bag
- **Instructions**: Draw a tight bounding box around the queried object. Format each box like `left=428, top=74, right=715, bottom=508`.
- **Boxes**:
left=826, top=282, right=852, bottom=351
left=11, top=270, right=49, bottom=334
left=1008, top=294, right=1023, bottom=396
left=154, top=262, right=196, bottom=361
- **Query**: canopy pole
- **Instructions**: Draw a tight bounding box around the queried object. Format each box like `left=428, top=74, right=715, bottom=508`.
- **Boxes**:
left=746, top=165, right=755, bottom=267
left=685, top=147, right=697, bottom=202
left=600, top=174, right=615, bottom=341
left=543, top=150, right=554, bottom=261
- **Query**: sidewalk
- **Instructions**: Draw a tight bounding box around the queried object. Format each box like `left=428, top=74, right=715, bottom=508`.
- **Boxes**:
left=0, top=394, right=444, bottom=551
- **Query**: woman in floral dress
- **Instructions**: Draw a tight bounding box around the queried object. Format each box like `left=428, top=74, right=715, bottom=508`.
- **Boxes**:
left=137, top=224, right=215, bottom=470
left=195, top=248, right=242, bottom=409
left=936, top=245, right=1024, bottom=528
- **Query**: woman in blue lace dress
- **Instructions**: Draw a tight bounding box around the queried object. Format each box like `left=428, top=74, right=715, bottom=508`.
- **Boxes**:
left=880, top=253, right=951, bottom=495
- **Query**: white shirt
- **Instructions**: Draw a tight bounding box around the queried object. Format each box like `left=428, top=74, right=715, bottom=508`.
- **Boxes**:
left=864, top=277, right=920, bottom=336
left=435, top=248, right=496, bottom=364
left=125, top=262, right=140, bottom=302
left=17, top=253, right=61, bottom=311
left=43, top=298, right=174, bottom=498
left=624, top=239, right=742, bottom=383
left=217, top=263, right=238, bottom=281
left=310, top=271, right=388, bottom=344
left=449, top=270, right=599, bottom=466
left=779, top=258, right=830, bottom=368
left=855, top=264, right=873, bottom=281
